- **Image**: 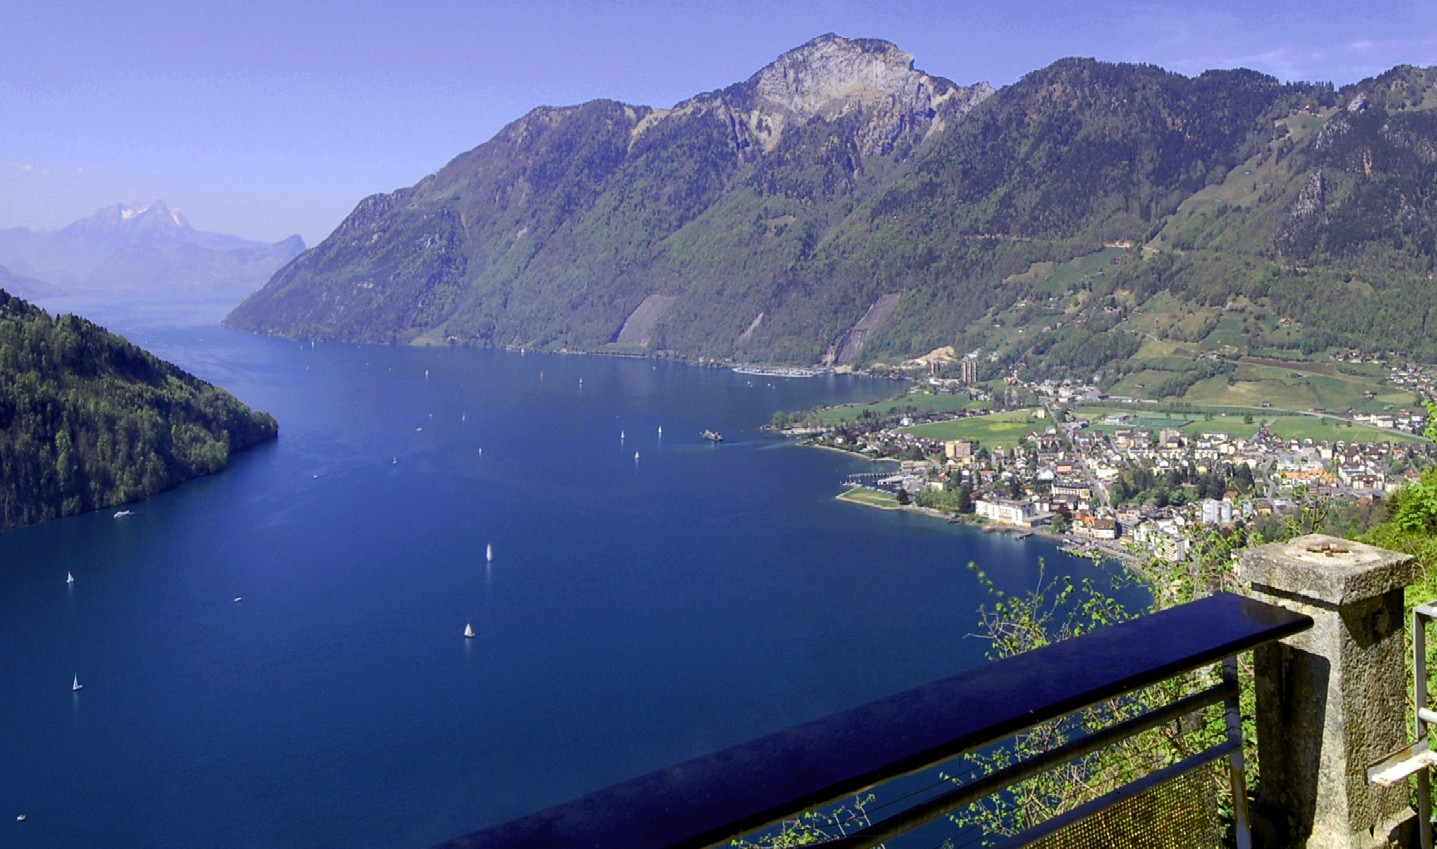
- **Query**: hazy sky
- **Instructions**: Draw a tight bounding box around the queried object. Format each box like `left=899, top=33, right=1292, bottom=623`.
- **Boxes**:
left=3, top=0, right=1434, bottom=245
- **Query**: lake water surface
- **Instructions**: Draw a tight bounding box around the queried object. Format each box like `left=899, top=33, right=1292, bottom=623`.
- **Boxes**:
left=0, top=317, right=1128, bottom=848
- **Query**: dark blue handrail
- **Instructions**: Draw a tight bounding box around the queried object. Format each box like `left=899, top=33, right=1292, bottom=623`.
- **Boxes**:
left=432, top=591, right=1311, bottom=849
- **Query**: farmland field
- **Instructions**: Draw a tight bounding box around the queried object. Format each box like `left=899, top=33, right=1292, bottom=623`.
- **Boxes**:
left=812, top=390, right=976, bottom=425
left=901, top=409, right=1049, bottom=448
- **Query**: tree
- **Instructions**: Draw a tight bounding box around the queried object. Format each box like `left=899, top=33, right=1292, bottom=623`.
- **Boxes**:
left=0, top=291, right=277, bottom=530
left=731, top=795, right=879, bottom=847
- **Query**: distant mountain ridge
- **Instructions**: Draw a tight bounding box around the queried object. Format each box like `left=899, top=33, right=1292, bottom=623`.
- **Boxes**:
left=0, top=200, right=304, bottom=297
left=226, top=35, right=1437, bottom=374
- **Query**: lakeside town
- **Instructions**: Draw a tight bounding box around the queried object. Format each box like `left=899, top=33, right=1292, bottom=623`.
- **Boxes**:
left=778, top=359, right=1437, bottom=564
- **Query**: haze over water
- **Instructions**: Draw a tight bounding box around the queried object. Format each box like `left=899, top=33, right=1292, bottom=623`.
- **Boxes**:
left=0, top=313, right=1128, bottom=848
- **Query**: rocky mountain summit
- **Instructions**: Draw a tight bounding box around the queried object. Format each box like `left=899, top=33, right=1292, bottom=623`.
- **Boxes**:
left=228, top=40, right=1437, bottom=372
left=679, top=34, right=993, bottom=160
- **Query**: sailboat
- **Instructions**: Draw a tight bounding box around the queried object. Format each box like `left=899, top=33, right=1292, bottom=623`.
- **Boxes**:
left=486, top=543, right=493, bottom=563
left=464, top=623, right=475, bottom=639
left=66, top=571, right=74, bottom=585
left=72, top=674, right=83, bottom=692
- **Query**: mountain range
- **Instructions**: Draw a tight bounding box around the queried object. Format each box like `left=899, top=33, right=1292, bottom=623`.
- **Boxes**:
left=225, top=34, right=1437, bottom=380
left=0, top=201, right=303, bottom=301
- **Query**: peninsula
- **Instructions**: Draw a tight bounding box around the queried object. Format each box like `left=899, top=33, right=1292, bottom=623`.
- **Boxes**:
left=0, top=289, right=278, bottom=530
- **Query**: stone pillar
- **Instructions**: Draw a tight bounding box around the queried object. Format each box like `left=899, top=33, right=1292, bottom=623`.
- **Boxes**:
left=1238, top=533, right=1419, bottom=849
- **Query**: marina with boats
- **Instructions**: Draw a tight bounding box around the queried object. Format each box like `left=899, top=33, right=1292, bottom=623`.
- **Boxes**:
left=732, top=365, right=821, bottom=378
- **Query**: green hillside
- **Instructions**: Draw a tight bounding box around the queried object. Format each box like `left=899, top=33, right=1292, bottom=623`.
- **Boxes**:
left=0, top=290, right=278, bottom=530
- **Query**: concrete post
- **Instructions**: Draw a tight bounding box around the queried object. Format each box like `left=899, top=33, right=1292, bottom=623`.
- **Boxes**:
left=1238, top=533, right=1420, bottom=849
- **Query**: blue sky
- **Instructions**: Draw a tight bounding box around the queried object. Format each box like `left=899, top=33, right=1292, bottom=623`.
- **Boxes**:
left=3, top=0, right=1434, bottom=245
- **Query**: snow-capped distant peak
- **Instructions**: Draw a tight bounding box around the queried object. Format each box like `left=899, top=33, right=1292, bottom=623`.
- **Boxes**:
left=109, top=200, right=190, bottom=230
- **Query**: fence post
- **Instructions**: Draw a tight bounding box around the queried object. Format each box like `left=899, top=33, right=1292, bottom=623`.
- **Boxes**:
left=1238, top=533, right=1419, bottom=848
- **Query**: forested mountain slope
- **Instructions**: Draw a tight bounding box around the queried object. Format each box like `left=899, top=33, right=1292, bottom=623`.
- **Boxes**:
left=0, top=290, right=278, bottom=530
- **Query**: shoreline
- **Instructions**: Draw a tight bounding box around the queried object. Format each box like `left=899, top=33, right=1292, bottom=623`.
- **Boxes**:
left=835, top=485, right=1142, bottom=568
left=807, top=442, right=899, bottom=463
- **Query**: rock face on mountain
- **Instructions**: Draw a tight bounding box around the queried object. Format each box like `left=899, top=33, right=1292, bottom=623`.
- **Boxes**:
left=228, top=38, right=1437, bottom=369
left=681, top=35, right=993, bottom=160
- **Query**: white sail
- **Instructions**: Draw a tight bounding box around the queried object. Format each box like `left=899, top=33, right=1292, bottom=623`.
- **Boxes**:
left=464, top=623, right=475, bottom=639
left=72, top=675, right=82, bottom=692
left=486, top=543, right=493, bottom=562
left=66, top=571, right=74, bottom=585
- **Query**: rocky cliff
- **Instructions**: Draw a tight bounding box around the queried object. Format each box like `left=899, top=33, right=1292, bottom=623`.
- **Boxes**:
left=670, top=34, right=993, bottom=160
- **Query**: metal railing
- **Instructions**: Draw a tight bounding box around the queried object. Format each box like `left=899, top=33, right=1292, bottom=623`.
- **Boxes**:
left=431, top=592, right=1311, bottom=849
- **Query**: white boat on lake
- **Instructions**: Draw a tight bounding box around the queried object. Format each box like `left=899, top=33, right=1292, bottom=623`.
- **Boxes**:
left=464, top=623, right=475, bottom=639
left=72, top=674, right=83, bottom=692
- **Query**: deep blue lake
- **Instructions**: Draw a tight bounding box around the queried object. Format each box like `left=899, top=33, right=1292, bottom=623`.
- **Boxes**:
left=0, top=309, right=1128, bottom=848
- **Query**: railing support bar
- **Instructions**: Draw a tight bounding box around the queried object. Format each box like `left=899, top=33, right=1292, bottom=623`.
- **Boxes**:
left=818, top=680, right=1233, bottom=849
left=1415, top=605, right=1433, bottom=849
left=1222, top=656, right=1252, bottom=849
